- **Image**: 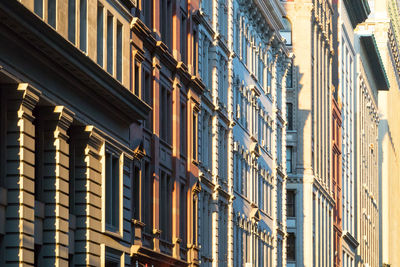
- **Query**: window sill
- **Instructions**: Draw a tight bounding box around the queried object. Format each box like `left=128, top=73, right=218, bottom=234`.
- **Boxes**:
left=104, top=226, right=123, bottom=240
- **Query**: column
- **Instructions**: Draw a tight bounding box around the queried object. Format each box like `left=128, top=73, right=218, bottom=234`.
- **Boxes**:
left=41, top=106, right=74, bottom=266
left=72, top=126, right=104, bottom=266
left=5, top=83, right=40, bottom=266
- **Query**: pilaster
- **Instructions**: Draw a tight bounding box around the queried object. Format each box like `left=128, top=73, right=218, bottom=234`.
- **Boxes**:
left=5, top=83, right=41, bottom=266
left=72, top=126, right=103, bottom=267
left=40, top=106, right=74, bottom=267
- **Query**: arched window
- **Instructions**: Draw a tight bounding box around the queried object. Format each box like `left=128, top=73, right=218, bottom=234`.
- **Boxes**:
left=280, top=17, right=292, bottom=45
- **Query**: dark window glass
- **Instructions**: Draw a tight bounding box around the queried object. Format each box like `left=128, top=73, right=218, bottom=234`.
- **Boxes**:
left=107, top=13, right=113, bottom=74
left=286, top=103, right=293, bottom=130
left=68, top=0, right=76, bottom=43
left=287, top=233, right=296, bottom=261
left=287, top=190, right=295, bottom=217
left=97, top=4, right=104, bottom=66
left=79, top=0, right=87, bottom=52
left=116, top=22, right=123, bottom=81
left=105, top=151, right=119, bottom=230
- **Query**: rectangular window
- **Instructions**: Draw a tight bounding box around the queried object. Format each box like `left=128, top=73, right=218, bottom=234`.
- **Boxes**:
left=107, top=13, right=114, bottom=74
left=97, top=4, right=104, bottom=66
left=286, top=146, right=293, bottom=173
left=287, top=103, right=293, bottom=130
left=180, top=103, right=187, bottom=156
left=143, top=0, right=152, bottom=27
left=143, top=70, right=152, bottom=130
left=132, top=165, right=140, bottom=220
left=181, top=12, right=187, bottom=64
left=48, top=0, right=56, bottom=28
left=142, top=162, right=153, bottom=233
left=287, top=65, right=293, bottom=88
left=160, top=171, right=172, bottom=241
left=116, top=22, right=123, bottom=82
left=68, top=0, right=76, bottom=43
left=287, top=190, right=295, bottom=217
left=79, top=0, right=87, bottom=52
left=192, top=112, right=198, bottom=161
left=34, top=0, right=43, bottom=18
left=160, top=0, right=172, bottom=48
left=160, top=86, right=172, bottom=144
left=134, top=63, right=140, bottom=97
left=192, top=195, right=198, bottom=245
left=105, top=247, right=121, bottom=267
left=287, top=233, right=296, bottom=261
left=105, top=150, right=120, bottom=231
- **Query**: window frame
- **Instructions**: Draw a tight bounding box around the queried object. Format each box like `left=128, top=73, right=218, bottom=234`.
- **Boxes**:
left=102, top=143, right=123, bottom=236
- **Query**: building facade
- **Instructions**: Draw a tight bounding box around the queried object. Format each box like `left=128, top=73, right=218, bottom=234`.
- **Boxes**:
left=197, top=0, right=290, bottom=266
left=0, top=0, right=203, bottom=266
left=371, top=0, right=400, bottom=266
left=283, top=0, right=335, bottom=266
left=0, top=0, right=151, bottom=266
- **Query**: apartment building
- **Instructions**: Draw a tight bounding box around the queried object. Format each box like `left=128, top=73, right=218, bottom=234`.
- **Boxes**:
left=336, top=1, right=371, bottom=267
left=0, top=0, right=150, bottom=266
left=197, top=0, right=290, bottom=266
left=283, top=0, right=335, bottom=265
left=369, top=0, right=400, bottom=266
left=0, top=0, right=203, bottom=266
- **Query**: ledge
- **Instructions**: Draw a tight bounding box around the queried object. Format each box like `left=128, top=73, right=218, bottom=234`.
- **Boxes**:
left=344, top=0, right=371, bottom=28
left=360, top=35, right=390, bottom=90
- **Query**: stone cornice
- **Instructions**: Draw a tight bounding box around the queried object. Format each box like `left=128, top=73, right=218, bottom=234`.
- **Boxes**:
left=343, top=0, right=371, bottom=28
left=360, top=35, right=390, bottom=90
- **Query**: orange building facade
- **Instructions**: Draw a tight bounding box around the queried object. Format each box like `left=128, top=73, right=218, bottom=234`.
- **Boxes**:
left=130, top=0, right=204, bottom=266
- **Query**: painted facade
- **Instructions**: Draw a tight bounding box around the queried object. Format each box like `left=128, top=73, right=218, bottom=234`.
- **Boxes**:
left=283, top=0, right=335, bottom=266
left=197, top=0, right=290, bottom=266
left=0, top=0, right=202, bottom=266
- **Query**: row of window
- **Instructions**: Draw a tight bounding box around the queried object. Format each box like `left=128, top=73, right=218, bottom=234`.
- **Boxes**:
left=233, top=151, right=274, bottom=215
left=233, top=84, right=273, bottom=152
left=233, top=7, right=273, bottom=94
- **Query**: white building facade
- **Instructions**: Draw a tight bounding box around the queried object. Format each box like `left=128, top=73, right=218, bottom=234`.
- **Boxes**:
left=197, top=0, right=290, bottom=266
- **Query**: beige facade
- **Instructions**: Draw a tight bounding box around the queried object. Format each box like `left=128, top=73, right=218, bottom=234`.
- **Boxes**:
left=283, top=0, right=335, bottom=266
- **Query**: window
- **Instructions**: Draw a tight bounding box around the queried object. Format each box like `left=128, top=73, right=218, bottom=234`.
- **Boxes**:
left=280, top=18, right=292, bottom=46
left=142, top=70, right=152, bottom=130
left=132, top=165, right=140, bottom=220
left=192, top=112, right=198, bottom=161
left=143, top=0, right=153, bottom=28
left=160, top=171, right=172, bottom=242
left=287, top=233, right=296, bottom=261
left=79, top=0, right=87, bottom=52
left=48, top=0, right=56, bottom=28
left=34, top=0, right=43, bottom=18
left=134, top=62, right=140, bottom=96
left=105, top=247, right=121, bottom=267
left=286, top=103, right=293, bottom=130
left=68, top=0, right=76, bottom=43
left=107, top=13, right=113, bottom=74
left=105, top=150, right=120, bottom=231
left=181, top=10, right=187, bottom=64
left=116, top=22, right=122, bottom=82
left=287, top=190, right=295, bottom=217
left=160, top=85, right=172, bottom=144
left=286, top=146, right=293, bottom=173
left=142, top=162, right=153, bottom=234
left=286, top=65, right=293, bottom=88
left=97, top=3, right=104, bottom=66
left=34, top=244, right=42, bottom=267
left=160, top=0, right=172, bottom=48
left=0, top=234, right=4, bottom=266
left=192, top=194, right=198, bottom=245
left=180, top=103, right=187, bottom=156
